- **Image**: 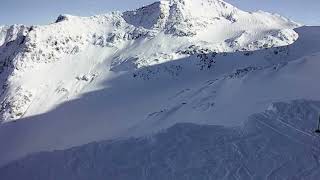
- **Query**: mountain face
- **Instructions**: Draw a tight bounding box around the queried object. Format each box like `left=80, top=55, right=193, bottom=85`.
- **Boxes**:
left=0, top=0, right=298, bottom=122
left=0, top=0, right=320, bottom=178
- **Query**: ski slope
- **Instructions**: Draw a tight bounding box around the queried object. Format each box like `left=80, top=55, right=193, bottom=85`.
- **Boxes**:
left=0, top=0, right=320, bottom=178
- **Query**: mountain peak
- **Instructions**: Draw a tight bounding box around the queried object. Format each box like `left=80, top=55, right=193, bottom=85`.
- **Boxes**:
left=122, top=1, right=169, bottom=30
left=123, top=0, right=240, bottom=36
left=55, top=14, right=76, bottom=23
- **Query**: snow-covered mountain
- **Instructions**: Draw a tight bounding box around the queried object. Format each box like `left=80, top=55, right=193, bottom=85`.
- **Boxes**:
left=0, top=0, right=320, bottom=179
left=0, top=0, right=299, bottom=122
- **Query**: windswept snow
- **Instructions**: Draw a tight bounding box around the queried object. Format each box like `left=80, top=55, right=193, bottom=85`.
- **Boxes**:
left=2, top=100, right=320, bottom=180
left=0, top=0, right=319, bottom=175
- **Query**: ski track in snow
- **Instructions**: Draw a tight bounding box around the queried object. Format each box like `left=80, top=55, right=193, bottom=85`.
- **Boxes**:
left=1, top=100, right=320, bottom=180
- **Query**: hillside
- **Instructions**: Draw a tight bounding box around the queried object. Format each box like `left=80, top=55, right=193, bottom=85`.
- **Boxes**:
left=0, top=0, right=320, bottom=179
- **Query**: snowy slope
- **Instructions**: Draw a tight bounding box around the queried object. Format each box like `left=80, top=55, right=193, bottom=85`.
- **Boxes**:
left=2, top=100, right=320, bottom=180
left=0, top=0, right=299, bottom=122
left=0, top=0, right=319, bottom=172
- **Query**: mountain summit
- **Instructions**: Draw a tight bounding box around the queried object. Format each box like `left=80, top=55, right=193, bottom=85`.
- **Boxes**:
left=123, top=0, right=240, bottom=35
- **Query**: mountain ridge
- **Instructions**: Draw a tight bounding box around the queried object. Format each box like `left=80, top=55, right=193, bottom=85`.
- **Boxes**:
left=0, top=0, right=299, bottom=121
left=0, top=0, right=319, bottom=173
